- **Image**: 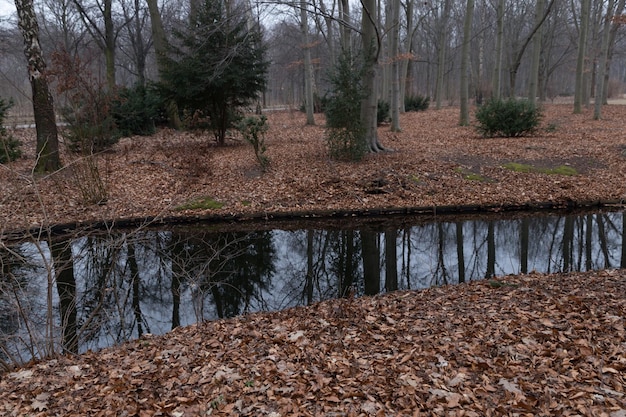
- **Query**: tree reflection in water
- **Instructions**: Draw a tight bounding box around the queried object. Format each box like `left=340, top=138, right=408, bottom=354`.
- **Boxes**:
left=1, top=209, right=625, bottom=366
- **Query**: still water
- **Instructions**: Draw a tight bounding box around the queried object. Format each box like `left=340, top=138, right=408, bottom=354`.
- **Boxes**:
left=1, top=209, right=624, bottom=364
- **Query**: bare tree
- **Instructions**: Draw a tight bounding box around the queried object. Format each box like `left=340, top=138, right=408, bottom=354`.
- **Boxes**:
left=574, top=0, right=591, bottom=113
left=71, top=0, right=119, bottom=90
left=300, top=0, right=315, bottom=124
left=459, top=0, right=475, bottom=126
left=359, top=0, right=384, bottom=151
left=594, top=0, right=614, bottom=120
left=15, top=0, right=61, bottom=173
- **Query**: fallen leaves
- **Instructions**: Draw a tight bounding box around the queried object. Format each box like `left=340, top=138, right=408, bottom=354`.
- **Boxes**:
left=0, top=271, right=624, bottom=415
left=2, top=105, right=626, bottom=235
left=2, top=105, right=626, bottom=414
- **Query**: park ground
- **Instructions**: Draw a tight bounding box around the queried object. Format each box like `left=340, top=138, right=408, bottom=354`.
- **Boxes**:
left=0, top=104, right=625, bottom=415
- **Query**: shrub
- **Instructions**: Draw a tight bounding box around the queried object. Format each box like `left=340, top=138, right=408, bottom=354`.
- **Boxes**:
left=112, top=84, right=164, bottom=137
left=327, top=127, right=367, bottom=161
left=237, top=115, right=270, bottom=171
left=0, top=98, right=21, bottom=164
left=475, top=98, right=542, bottom=138
left=50, top=50, right=119, bottom=153
left=404, top=94, right=430, bottom=112
left=377, top=99, right=390, bottom=126
left=60, top=93, right=120, bottom=153
left=324, top=50, right=367, bottom=161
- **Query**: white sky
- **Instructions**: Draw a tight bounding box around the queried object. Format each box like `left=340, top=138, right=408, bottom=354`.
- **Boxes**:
left=0, top=0, right=15, bottom=19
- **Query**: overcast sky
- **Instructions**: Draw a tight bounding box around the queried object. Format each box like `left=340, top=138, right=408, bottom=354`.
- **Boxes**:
left=0, top=0, right=15, bottom=19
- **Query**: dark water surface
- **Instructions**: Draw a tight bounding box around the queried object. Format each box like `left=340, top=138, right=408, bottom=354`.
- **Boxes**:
left=1, top=209, right=625, bottom=363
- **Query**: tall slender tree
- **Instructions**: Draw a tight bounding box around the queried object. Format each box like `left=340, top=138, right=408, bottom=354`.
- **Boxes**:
left=594, top=0, right=614, bottom=120
left=15, top=0, right=61, bottom=173
left=300, top=0, right=315, bottom=125
left=459, top=0, right=475, bottom=126
left=574, top=0, right=591, bottom=113
left=359, top=0, right=384, bottom=151
left=528, top=0, right=545, bottom=105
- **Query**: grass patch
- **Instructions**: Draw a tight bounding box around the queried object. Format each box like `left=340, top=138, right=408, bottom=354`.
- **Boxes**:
left=175, top=196, right=224, bottom=211
left=409, top=174, right=421, bottom=184
left=502, top=162, right=577, bottom=176
left=455, top=167, right=490, bottom=182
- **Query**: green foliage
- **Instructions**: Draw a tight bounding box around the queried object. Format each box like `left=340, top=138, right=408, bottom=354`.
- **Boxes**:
left=161, top=0, right=269, bottom=145
left=455, top=167, right=490, bottom=182
left=377, top=99, right=390, bottom=126
left=502, top=162, right=578, bottom=176
left=0, top=98, right=21, bottom=164
left=327, top=127, right=367, bottom=161
left=237, top=115, right=270, bottom=171
left=475, top=98, right=543, bottom=138
left=324, top=50, right=367, bottom=161
left=112, top=84, right=165, bottom=137
left=175, top=196, right=224, bottom=211
left=61, top=97, right=119, bottom=153
left=404, top=94, right=430, bottom=112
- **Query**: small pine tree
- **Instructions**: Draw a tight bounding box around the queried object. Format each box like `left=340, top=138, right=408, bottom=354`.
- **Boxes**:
left=324, top=50, right=367, bottom=161
left=161, top=0, right=269, bottom=145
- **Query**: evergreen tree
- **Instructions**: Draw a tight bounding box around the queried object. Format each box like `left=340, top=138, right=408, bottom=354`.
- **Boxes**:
left=161, top=0, right=268, bottom=145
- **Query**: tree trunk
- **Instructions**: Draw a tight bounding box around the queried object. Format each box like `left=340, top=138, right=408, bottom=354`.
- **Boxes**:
left=436, top=0, right=451, bottom=109
left=104, top=0, right=115, bottom=90
left=399, top=0, right=414, bottom=111
left=459, top=0, right=475, bottom=126
left=15, top=0, right=61, bottom=173
left=574, top=0, right=591, bottom=113
left=360, top=0, right=384, bottom=151
left=300, top=0, right=315, bottom=125
left=528, top=0, right=545, bottom=105
left=339, top=0, right=351, bottom=53
left=594, top=0, right=614, bottom=120
left=492, top=0, right=504, bottom=100
left=389, top=0, right=401, bottom=131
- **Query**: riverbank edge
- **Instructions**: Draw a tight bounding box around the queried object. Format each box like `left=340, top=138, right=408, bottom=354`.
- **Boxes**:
left=4, top=198, right=624, bottom=242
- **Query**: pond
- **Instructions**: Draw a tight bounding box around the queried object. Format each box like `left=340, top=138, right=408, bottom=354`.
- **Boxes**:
left=1, top=209, right=624, bottom=367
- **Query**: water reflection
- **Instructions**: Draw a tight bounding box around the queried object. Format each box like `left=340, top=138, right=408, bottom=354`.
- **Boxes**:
left=1, top=210, right=625, bottom=365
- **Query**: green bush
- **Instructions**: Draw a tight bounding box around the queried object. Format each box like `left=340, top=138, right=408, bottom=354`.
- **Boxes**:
left=327, top=126, right=367, bottom=161
left=237, top=114, right=270, bottom=171
left=61, top=88, right=120, bottom=154
left=377, top=99, right=390, bottom=126
left=404, top=94, right=430, bottom=112
left=324, top=50, right=367, bottom=161
left=112, top=84, right=164, bottom=137
left=475, top=98, right=542, bottom=138
left=0, top=98, right=21, bottom=164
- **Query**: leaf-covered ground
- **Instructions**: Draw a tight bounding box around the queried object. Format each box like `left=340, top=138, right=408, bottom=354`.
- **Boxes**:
left=2, top=105, right=626, bottom=234
left=1, top=105, right=626, bottom=415
left=1, top=271, right=625, bottom=416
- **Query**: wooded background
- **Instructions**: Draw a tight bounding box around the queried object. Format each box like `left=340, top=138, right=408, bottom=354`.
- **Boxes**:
left=1, top=0, right=625, bottom=122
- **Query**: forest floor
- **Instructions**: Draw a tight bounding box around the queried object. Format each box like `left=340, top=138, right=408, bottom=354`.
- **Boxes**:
left=0, top=104, right=625, bottom=415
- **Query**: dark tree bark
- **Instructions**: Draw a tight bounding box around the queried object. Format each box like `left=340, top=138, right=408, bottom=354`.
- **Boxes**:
left=15, top=0, right=61, bottom=173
